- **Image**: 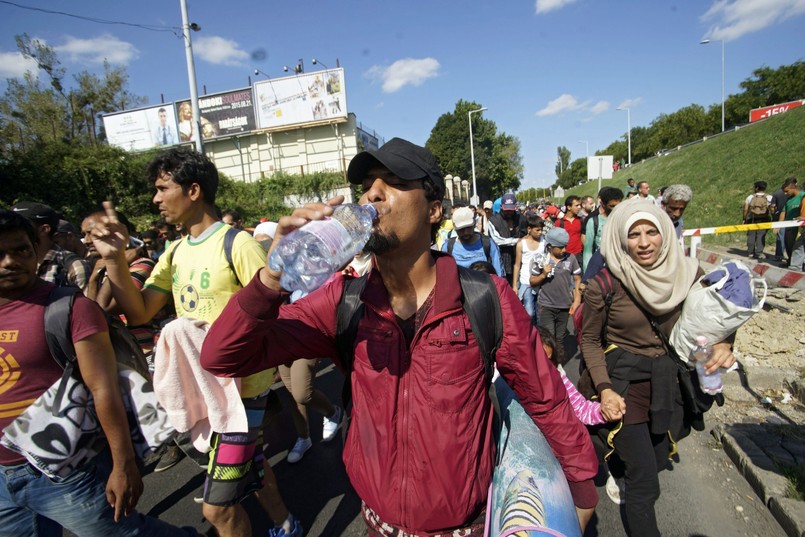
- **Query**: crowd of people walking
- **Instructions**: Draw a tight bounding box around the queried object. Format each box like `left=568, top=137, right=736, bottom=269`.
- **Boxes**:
left=1, top=141, right=795, bottom=536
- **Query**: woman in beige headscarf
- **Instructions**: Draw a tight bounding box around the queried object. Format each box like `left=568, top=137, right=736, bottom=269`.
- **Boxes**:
left=580, top=197, right=735, bottom=536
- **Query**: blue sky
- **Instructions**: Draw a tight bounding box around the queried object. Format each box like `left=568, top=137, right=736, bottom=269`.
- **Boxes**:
left=2, top=0, right=804, bottom=189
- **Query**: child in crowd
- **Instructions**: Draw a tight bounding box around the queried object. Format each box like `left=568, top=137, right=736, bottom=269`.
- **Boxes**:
left=538, top=328, right=605, bottom=426
left=530, top=227, right=581, bottom=347
left=512, top=214, right=546, bottom=325
left=469, top=260, right=497, bottom=274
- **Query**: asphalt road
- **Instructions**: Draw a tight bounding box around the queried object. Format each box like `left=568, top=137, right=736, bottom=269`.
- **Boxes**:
left=123, top=360, right=786, bottom=537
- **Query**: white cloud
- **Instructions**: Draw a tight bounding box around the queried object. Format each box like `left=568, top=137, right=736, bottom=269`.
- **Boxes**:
left=589, top=100, right=610, bottom=114
left=535, top=0, right=578, bottom=14
left=55, top=34, right=138, bottom=65
left=193, top=36, right=249, bottom=66
left=365, top=57, right=440, bottom=93
left=0, top=51, right=39, bottom=79
left=701, top=0, right=805, bottom=41
left=536, top=94, right=589, bottom=116
left=616, top=97, right=643, bottom=109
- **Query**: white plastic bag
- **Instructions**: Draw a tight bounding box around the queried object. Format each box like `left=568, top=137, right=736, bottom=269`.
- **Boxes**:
left=670, top=260, right=766, bottom=360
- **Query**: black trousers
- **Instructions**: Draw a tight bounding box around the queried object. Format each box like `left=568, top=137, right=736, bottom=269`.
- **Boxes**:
left=611, top=422, right=670, bottom=537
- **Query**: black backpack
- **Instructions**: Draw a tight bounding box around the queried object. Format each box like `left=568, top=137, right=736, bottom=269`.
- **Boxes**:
left=335, top=267, right=503, bottom=447
left=446, top=235, right=493, bottom=266
left=581, top=212, right=602, bottom=253
left=44, top=286, right=151, bottom=380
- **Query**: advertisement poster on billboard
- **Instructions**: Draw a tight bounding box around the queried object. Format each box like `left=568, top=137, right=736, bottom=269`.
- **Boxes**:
left=175, top=88, right=256, bottom=142
left=103, top=104, right=179, bottom=151
left=254, top=68, right=347, bottom=130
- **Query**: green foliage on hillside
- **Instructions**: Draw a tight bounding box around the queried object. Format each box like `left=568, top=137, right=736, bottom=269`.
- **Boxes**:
left=562, top=107, right=805, bottom=247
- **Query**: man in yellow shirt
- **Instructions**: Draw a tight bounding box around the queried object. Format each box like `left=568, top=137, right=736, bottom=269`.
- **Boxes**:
left=90, top=148, right=298, bottom=537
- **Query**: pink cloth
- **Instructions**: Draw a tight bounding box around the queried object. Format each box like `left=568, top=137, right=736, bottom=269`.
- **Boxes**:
left=153, top=317, right=246, bottom=451
left=559, top=368, right=606, bottom=426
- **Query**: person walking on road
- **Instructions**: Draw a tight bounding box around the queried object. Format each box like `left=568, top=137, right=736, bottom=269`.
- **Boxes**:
left=90, top=148, right=300, bottom=537
left=200, top=138, right=599, bottom=535
left=743, top=181, right=774, bottom=259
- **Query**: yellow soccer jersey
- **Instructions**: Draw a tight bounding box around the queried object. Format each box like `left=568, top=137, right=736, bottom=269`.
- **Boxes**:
left=145, top=222, right=272, bottom=396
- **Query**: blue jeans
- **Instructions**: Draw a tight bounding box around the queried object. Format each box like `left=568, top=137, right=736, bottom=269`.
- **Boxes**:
left=517, top=283, right=538, bottom=324
left=0, top=449, right=197, bottom=537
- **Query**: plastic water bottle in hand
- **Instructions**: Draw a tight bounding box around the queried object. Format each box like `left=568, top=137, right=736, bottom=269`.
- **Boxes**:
left=690, top=336, right=723, bottom=395
left=269, top=203, right=378, bottom=293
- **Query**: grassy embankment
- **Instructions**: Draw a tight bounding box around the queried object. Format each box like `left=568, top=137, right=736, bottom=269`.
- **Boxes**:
left=565, top=106, right=805, bottom=249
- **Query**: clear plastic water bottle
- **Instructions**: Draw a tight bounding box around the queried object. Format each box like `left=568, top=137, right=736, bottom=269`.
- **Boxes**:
left=690, top=336, right=723, bottom=395
left=269, top=203, right=378, bottom=293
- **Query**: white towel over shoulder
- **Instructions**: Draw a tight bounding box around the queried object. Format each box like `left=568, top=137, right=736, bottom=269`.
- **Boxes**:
left=154, top=317, right=247, bottom=451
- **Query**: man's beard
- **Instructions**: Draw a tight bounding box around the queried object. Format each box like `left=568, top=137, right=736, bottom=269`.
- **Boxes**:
left=363, top=230, right=401, bottom=255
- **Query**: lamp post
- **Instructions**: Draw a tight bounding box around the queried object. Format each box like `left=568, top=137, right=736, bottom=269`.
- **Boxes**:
left=578, top=140, right=589, bottom=158
left=700, top=38, right=725, bottom=132
left=616, top=107, right=631, bottom=166
left=311, top=58, right=329, bottom=70
left=283, top=59, right=304, bottom=74
left=468, top=107, right=487, bottom=206
left=179, top=0, right=203, bottom=153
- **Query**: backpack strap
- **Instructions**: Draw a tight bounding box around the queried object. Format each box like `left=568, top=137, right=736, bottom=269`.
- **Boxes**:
left=336, top=274, right=369, bottom=412
left=44, top=285, right=83, bottom=415
left=592, top=213, right=600, bottom=247
left=480, top=235, right=492, bottom=264
left=457, top=266, right=502, bottom=383
left=457, top=266, right=504, bottom=465
left=446, top=237, right=456, bottom=256
left=223, top=226, right=243, bottom=286
left=592, top=268, right=615, bottom=344
left=44, top=286, right=81, bottom=370
left=165, top=225, right=243, bottom=285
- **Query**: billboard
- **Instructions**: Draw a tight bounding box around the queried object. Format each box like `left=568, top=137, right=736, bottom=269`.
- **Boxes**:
left=749, top=100, right=804, bottom=123
left=587, top=155, right=614, bottom=180
left=103, top=104, right=179, bottom=151
left=357, top=126, right=380, bottom=151
left=254, top=68, right=347, bottom=130
left=175, top=88, right=256, bottom=142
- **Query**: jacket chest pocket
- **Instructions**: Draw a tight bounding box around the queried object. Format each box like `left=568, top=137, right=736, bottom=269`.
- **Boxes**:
left=423, top=319, right=484, bottom=414
left=352, top=326, right=397, bottom=405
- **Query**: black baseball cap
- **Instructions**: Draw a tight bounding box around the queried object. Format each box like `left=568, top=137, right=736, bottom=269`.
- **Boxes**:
left=11, top=201, right=59, bottom=229
left=347, top=137, right=445, bottom=199
left=56, top=219, right=79, bottom=234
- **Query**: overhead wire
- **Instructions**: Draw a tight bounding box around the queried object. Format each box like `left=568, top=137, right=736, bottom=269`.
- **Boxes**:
left=0, top=0, right=181, bottom=34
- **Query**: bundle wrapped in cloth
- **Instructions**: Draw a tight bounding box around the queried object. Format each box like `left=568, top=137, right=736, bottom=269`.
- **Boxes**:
left=670, top=260, right=766, bottom=359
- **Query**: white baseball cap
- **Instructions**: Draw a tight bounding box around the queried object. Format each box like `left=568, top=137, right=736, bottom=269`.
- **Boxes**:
left=451, top=207, right=476, bottom=230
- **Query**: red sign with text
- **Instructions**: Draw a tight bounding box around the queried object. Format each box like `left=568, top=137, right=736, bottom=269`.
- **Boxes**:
left=749, top=100, right=804, bottom=123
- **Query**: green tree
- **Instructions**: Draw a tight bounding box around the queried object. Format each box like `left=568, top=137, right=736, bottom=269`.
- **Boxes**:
left=0, top=34, right=144, bottom=154
left=426, top=99, right=523, bottom=201
left=555, top=146, right=571, bottom=180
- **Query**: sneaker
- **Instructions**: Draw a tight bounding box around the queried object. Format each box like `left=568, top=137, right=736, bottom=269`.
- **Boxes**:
left=287, top=437, right=312, bottom=464
left=322, top=406, right=343, bottom=443
left=154, top=444, right=185, bottom=473
left=606, top=474, right=625, bottom=505
left=193, top=495, right=204, bottom=505
left=268, top=514, right=303, bottom=537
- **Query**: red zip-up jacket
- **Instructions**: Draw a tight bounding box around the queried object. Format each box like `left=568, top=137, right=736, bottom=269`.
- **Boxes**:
left=201, top=254, right=597, bottom=534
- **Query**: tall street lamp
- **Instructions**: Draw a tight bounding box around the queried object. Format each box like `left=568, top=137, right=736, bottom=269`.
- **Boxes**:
left=578, top=140, right=589, bottom=159
left=616, top=107, right=631, bottom=166
left=179, top=0, right=203, bottom=153
left=468, top=107, right=487, bottom=206
left=700, top=38, right=725, bottom=132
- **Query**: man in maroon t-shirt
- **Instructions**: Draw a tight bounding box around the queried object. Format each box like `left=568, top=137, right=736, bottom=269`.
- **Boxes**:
left=555, top=195, right=583, bottom=265
left=0, top=209, right=194, bottom=536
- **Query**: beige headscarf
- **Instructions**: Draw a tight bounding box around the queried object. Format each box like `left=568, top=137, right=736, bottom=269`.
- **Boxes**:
left=600, top=197, right=699, bottom=315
